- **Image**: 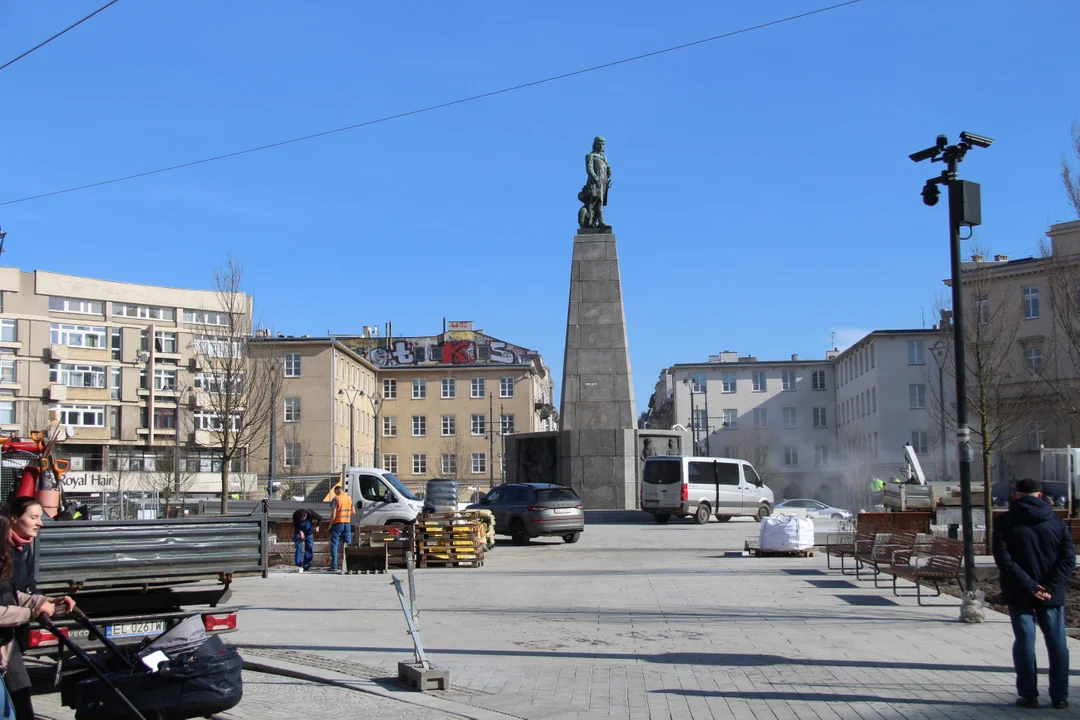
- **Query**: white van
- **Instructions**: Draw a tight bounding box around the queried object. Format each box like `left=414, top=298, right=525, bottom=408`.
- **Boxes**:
left=343, top=466, right=426, bottom=526
left=640, top=456, right=774, bottom=524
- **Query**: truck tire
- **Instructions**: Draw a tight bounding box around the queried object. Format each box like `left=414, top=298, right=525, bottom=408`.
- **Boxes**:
left=716, top=515, right=732, bottom=523
left=562, top=532, right=581, bottom=544
left=755, top=504, right=772, bottom=522
left=694, top=503, right=711, bottom=525
left=653, top=513, right=671, bottom=525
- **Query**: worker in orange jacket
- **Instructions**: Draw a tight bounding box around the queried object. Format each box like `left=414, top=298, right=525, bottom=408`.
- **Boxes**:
left=328, top=485, right=354, bottom=572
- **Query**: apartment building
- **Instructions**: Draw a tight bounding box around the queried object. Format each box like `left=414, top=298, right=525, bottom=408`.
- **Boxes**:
left=833, top=329, right=954, bottom=483
left=0, top=267, right=256, bottom=495
left=338, top=324, right=556, bottom=489
left=662, top=351, right=842, bottom=503
left=247, top=336, right=378, bottom=477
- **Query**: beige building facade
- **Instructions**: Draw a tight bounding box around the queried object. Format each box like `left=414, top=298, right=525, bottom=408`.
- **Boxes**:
left=248, top=337, right=378, bottom=480
left=338, top=326, right=556, bottom=491
left=0, top=267, right=256, bottom=496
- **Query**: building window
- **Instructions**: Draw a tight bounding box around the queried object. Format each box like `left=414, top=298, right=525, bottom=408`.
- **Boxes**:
left=183, top=309, right=229, bottom=326
left=154, top=331, right=178, bottom=354
left=814, top=445, right=829, bottom=467
left=153, top=407, right=176, bottom=430
left=974, top=294, right=989, bottom=324
left=721, top=372, right=736, bottom=393
left=153, top=368, right=177, bottom=391
left=909, top=384, right=927, bottom=409
left=382, top=454, right=398, bottom=473
left=412, top=454, right=427, bottom=475
left=752, top=371, right=766, bottom=392
left=109, top=406, right=120, bottom=438
left=193, top=412, right=241, bottom=432
left=1022, top=286, right=1039, bottom=320
left=500, top=377, right=515, bottom=398
left=784, top=446, right=798, bottom=466
left=0, top=320, right=16, bottom=343
left=813, top=407, right=827, bottom=428
left=911, top=431, right=929, bottom=454
left=753, top=407, right=767, bottom=429
left=280, top=353, right=300, bottom=377
left=872, top=387, right=877, bottom=413
left=442, top=415, right=456, bottom=436
left=908, top=340, right=925, bottom=365
left=0, top=401, right=14, bottom=425
left=692, top=408, right=707, bottom=432
left=383, top=416, right=397, bottom=437
left=471, top=452, right=487, bottom=474
left=49, top=363, right=105, bottom=388
left=110, top=328, right=121, bottom=361
left=471, top=414, right=486, bottom=436
left=283, top=442, right=302, bottom=468
left=49, top=297, right=103, bottom=315
left=412, top=379, right=426, bottom=399
left=812, top=370, right=826, bottom=391
left=194, top=335, right=239, bottom=358
left=782, top=371, right=796, bottom=391
left=501, top=413, right=515, bottom=434
left=717, top=408, right=735, bottom=430
left=783, top=407, right=797, bottom=429
left=1027, top=421, right=1046, bottom=451
left=441, top=453, right=457, bottom=475
left=690, top=373, right=706, bottom=393
left=441, top=378, right=455, bottom=399
left=56, top=404, right=105, bottom=427
left=412, top=416, right=426, bottom=437
left=471, top=378, right=485, bottom=398
left=1025, top=347, right=1043, bottom=375
left=284, top=397, right=301, bottom=423
left=50, top=323, right=106, bottom=348
left=383, top=379, right=397, bottom=400
left=113, top=303, right=175, bottom=321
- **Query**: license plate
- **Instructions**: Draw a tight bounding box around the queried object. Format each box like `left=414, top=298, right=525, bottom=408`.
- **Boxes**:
left=106, top=621, right=167, bottom=639
left=554, top=508, right=572, bottom=514
left=642, top=500, right=657, bottom=506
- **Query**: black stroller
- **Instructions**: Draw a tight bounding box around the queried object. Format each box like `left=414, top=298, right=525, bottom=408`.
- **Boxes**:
left=44, top=610, right=244, bottom=720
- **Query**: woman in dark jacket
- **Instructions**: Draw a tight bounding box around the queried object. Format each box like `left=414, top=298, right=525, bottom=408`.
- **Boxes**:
left=6, top=498, right=74, bottom=720
left=0, top=513, right=60, bottom=720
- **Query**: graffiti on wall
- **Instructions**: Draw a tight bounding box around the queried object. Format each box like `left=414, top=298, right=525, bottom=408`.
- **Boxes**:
left=345, top=333, right=536, bottom=369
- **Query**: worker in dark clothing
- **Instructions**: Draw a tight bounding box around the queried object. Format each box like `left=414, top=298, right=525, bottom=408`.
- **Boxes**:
left=292, top=509, right=323, bottom=573
left=993, top=478, right=1076, bottom=710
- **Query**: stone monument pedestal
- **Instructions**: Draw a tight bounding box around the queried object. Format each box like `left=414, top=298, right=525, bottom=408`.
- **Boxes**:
left=557, top=230, right=637, bottom=510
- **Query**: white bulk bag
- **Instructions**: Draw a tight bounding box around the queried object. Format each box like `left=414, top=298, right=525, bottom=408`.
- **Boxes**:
left=758, top=513, right=815, bottom=552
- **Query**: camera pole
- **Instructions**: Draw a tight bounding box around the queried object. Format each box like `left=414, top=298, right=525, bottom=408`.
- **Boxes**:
left=910, top=133, right=992, bottom=618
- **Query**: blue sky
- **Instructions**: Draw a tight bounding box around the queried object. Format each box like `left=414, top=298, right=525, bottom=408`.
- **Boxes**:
left=1, top=1, right=1077, bottom=415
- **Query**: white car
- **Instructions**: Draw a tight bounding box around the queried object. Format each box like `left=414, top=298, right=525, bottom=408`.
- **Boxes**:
left=773, top=499, right=852, bottom=519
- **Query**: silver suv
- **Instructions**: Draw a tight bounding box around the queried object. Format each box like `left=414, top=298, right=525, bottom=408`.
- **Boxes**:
left=467, top=483, right=584, bottom=545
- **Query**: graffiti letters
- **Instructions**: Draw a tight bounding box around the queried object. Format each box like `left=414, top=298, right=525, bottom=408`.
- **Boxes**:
left=391, top=340, right=415, bottom=365
left=490, top=340, right=526, bottom=364
left=353, top=334, right=536, bottom=367
left=441, top=341, right=477, bottom=364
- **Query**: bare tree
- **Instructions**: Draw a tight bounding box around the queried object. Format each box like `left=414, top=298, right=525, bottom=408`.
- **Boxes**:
left=439, top=434, right=468, bottom=482
left=1063, top=122, right=1080, bottom=219
left=275, top=425, right=315, bottom=499
left=936, top=251, right=1027, bottom=538
left=190, top=255, right=277, bottom=515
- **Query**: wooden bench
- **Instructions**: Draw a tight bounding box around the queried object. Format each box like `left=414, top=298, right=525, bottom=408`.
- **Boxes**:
left=855, top=531, right=919, bottom=587
left=890, top=538, right=963, bottom=605
left=825, top=523, right=877, bottom=575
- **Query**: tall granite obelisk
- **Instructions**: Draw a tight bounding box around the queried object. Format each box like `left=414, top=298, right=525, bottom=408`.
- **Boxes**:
left=558, top=137, right=638, bottom=509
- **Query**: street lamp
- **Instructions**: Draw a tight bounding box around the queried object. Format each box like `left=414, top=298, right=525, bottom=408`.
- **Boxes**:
left=358, top=389, right=383, bottom=468
left=930, top=341, right=948, bottom=481
left=910, top=130, right=992, bottom=606
left=683, top=374, right=710, bottom=456
left=338, top=386, right=361, bottom=467
left=174, top=386, right=192, bottom=498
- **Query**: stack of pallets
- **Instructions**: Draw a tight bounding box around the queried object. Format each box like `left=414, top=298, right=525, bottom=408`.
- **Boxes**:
left=414, top=513, right=484, bottom=568
left=346, top=525, right=414, bottom=573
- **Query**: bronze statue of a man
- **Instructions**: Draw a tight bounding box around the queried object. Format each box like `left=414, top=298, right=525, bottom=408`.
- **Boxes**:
left=578, top=136, right=611, bottom=230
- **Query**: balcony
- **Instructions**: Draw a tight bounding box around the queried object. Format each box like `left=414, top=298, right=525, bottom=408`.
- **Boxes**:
left=47, top=384, right=67, bottom=401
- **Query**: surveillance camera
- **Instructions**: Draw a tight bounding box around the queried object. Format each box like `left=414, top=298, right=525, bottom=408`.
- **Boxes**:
left=909, top=146, right=939, bottom=163
left=921, top=181, right=940, bottom=207
left=936, top=134, right=948, bottom=150
left=959, top=131, right=994, bottom=149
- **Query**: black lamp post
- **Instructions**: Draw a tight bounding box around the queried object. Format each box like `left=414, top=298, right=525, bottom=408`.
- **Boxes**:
left=910, top=131, right=993, bottom=601
left=358, top=389, right=383, bottom=468
left=682, top=374, right=710, bottom=456
left=338, top=386, right=360, bottom=466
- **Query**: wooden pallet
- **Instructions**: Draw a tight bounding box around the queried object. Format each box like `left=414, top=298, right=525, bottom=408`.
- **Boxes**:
left=743, top=541, right=816, bottom=558
left=416, top=558, right=484, bottom=568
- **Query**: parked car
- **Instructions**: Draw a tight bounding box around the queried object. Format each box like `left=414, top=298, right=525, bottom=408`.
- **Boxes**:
left=466, top=483, right=584, bottom=545
left=773, top=498, right=851, bottom=519
left=640, top=456, right=773, bottom=524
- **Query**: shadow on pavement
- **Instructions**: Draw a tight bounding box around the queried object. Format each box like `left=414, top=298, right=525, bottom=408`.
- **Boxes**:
left=651, top=688, right=1009, bottom=708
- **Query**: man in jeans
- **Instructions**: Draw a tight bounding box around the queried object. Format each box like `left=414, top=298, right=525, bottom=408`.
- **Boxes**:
left=328, top=485, right=354, bottom=572
left=993, top=478, right=1076, bottom=709
left=291, top=508, right=322, bottom=573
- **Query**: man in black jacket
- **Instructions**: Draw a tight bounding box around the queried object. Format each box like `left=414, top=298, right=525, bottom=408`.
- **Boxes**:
left=993, top=478, right=1076, bottom=709
left=291, top=508, right=323, bottom=573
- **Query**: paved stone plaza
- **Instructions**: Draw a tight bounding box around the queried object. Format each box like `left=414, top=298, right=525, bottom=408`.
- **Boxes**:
left=33, top=515, right=1080, bottom=718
